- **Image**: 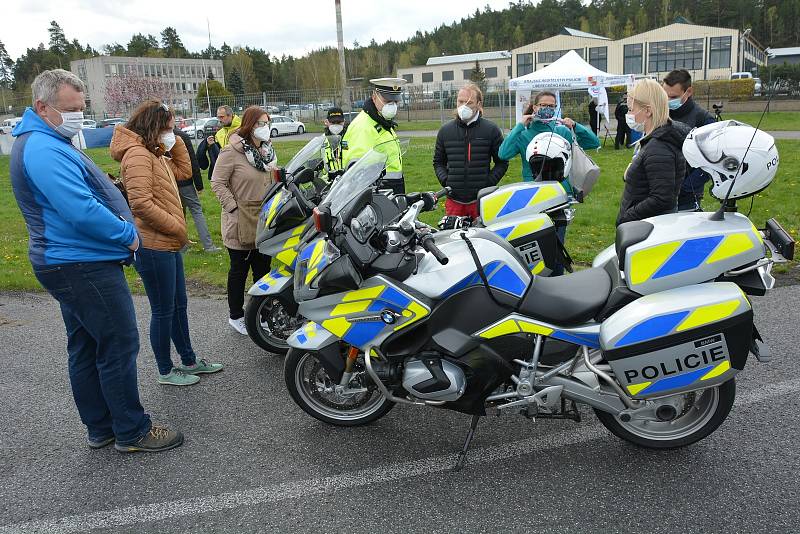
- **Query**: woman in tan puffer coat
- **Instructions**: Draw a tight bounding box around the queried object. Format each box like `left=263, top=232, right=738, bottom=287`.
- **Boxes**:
left=211, top=105, right=277, bottom=334
left=111, top=100, right=223, bottom=386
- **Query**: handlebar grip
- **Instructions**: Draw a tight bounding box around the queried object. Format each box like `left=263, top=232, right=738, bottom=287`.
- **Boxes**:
left=421, top=234, right=449, bottom=265
left=434, top=187, right=450, bottom=200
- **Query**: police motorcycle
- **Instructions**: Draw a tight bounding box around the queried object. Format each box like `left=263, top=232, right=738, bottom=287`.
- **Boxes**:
left=246, top=134, right=577, bottom=354
left=245, top=135, right=332, bottom=353
left=282, top=120, right=793, bottom=469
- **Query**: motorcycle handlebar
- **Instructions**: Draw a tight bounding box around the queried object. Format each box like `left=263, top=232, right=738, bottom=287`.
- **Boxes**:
left=420, top=233, right=449, bottom=265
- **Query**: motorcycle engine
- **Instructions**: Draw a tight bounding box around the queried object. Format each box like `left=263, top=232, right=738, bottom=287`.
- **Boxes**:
left=402, top=354, right=466, bottom=402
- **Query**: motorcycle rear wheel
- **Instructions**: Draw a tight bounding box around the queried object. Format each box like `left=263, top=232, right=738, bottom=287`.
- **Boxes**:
left=284, top=350, right=394, bottom=426
left=593, top=379, right=736, bottom=449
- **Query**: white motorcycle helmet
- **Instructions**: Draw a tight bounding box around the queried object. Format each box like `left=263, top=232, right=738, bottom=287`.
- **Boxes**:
left=525, top=132, right=572, bottom=182
left=683, top=120, right=779, bottom=201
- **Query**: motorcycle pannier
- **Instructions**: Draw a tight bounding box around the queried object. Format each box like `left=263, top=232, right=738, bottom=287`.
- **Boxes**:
left=600, top=282, right=752, bottom=399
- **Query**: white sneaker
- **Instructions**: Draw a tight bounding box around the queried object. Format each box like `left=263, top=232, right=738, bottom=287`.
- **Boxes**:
left=228, top=317, right=248, bottom=335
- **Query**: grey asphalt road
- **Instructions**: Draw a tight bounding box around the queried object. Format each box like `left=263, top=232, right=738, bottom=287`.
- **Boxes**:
left=1, top=282, right=799, bottom=533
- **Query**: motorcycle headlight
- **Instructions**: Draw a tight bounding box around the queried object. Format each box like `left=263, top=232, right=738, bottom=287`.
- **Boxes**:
left=351, top=204, right=378, bottom=243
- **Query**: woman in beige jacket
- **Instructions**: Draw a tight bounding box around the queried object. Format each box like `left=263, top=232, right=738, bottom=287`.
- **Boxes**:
left=111, top=100, right=223, bottom=386
left=211, top=105, right=277, bottom=334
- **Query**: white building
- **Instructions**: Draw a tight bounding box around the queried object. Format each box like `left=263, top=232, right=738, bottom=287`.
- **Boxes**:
left=397, top=51, right=513, bottom=89
left=512, top=23, right=766, bottom=81
left=70, top=56, right=225, bottom=118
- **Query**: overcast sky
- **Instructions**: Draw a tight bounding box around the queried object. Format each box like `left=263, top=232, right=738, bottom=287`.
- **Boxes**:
left=5, top=0, right=515, bottom=61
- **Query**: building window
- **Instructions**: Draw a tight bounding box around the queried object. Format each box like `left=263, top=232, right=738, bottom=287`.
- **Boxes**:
left=508, top=65, right=512, bottom=76
left=422, top=72, right=433, bottom=83
left=517, top=53, right=533, bottom=76
left=709, top=37, right=732, bottom=69
left=537, top=49, right=581, bottom=64
left=462, top=69, right=472, bottom=80
left=648, top=38, right=704, bottom=73
left=442, top=70, right=454, bottom=81
left=589, top=47, right=608, bottom=71
left=623, top=44, right=643, bottom=74
left=485, top=67, right=498, bottom=78
left=402, top=73, right=413, bottom=83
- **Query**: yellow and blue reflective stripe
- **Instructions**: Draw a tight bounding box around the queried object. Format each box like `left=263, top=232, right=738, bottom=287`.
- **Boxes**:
left=614, top=299, right=743, bottom=348
left=651, top=236, right=724, bottom=279
left=442, top=261, right=526, bottom=298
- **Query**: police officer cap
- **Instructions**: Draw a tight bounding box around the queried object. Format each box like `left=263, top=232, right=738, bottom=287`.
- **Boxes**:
left=370, top=77, right=407, bottom=102
left=326, top=107, right=345, bottom=121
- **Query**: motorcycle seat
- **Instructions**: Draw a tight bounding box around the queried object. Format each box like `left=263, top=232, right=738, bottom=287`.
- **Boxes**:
left=518, top=267, right=612, bottom=326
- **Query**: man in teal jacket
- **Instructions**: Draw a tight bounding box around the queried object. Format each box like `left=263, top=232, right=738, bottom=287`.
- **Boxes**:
left=499, top=90, right=600, bottom=186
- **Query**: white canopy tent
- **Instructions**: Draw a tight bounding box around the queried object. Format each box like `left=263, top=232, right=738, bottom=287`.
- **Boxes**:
left=508, top=50, right=634, bottom=127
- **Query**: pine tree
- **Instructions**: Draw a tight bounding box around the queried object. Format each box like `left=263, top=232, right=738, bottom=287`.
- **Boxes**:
left=227, top=69, right=244, bottom=96
left=48, top=21, right=69, bottom=56
left=0, top=41, right=13, bottom=88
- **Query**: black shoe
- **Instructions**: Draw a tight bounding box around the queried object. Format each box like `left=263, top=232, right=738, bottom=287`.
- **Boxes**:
left=87, top=435, right=115, bottom=449
left=115, top=425, right=183, bottom=453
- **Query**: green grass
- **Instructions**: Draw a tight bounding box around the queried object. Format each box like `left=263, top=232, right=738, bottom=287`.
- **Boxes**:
left=724, top=111, right=800, bottom=131
left=1, top=138, right=798, bottom=291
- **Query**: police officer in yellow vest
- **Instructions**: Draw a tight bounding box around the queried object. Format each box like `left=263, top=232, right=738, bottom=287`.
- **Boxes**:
left=342, top=77, right=406, bottom=194
left=322, top=107, right=346, bottom=179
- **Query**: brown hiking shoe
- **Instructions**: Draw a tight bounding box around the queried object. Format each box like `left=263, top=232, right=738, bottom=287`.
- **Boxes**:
left=115, top=425, right=183, bottom=453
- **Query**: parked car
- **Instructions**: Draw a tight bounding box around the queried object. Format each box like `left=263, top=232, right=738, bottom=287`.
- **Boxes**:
left=268, top=115, right=305, bottom=137
left=342, top=111, right=360, bottom=124
left=202, top=117, right=222, bottom=139
left=731, top=72, right=753, bottom=80
left=0, top=117, right=22, bottom=134
left=99, top=118, right=126, bottom=128
left=81, top=119, right=97, bottom=129
left=183, top=118, right=210, bottom=139
left=264, top=105, right=280, bottom=114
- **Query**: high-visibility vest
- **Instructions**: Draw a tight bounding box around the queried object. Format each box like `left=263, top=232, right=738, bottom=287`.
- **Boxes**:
left=341, top=110, right=402, bottom=181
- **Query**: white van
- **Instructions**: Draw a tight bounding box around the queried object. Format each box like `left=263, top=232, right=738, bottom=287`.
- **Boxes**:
left=731, top=72, right=753, bottom=80
left=0, top=117, right=22, bottom=134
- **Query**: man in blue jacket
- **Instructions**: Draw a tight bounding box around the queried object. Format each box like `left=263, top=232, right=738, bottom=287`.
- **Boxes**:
left=10, top=69, right=182, bottom=453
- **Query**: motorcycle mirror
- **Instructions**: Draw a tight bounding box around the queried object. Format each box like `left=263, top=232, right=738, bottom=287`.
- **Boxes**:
left=273, top=168, right=286, bottom=183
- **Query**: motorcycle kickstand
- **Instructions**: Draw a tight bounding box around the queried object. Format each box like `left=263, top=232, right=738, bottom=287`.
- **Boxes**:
left=454, top=414, right=481, bottom=472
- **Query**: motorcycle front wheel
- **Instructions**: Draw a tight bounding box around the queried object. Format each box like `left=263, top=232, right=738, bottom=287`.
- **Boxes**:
left=593, top=379, right=736, bottom=449
left=245, top=295, right=301, bottom=355
left=284, top=350, right=394, bottom=426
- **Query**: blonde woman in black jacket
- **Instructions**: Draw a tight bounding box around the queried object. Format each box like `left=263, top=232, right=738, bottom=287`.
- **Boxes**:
left=616, top=79, right=687, bottom=226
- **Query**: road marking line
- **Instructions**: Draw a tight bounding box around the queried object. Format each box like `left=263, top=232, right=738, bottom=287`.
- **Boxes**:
left=3, top=378, right=799, bottom=534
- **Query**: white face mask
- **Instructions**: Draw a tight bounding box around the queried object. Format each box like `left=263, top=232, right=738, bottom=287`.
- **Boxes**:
left=328, top=123, right=344, bottom=135
left=50, top=106, right=84, bottom=138
left=160, top=131, right=176, bottom=151
left=380, top=102, right=398, bottom=120
left=457, top=104, right=475, bottom=122
left=625, top=112, right=645, bottom=133
left=254, top=125, right=271, bottom=141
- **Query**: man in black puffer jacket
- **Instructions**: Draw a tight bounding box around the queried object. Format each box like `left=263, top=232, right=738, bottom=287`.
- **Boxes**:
left=433, top=83, right=508, bottom=218
left=617, top=80, right=687, bottom=226
left=662, top=69, right=716, bottom=211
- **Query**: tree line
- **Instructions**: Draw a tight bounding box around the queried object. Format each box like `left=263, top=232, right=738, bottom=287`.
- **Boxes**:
left=1, top=1, right=797, bottom=99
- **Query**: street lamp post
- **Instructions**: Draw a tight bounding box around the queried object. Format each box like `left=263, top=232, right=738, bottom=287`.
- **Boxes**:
left=335, top=0, right=350, bottom=111
left=739, top=28, right=752, bottom=73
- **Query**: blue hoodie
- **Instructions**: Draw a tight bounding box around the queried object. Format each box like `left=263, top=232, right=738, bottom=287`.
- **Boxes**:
left=10, top=107, right=138, bottom=266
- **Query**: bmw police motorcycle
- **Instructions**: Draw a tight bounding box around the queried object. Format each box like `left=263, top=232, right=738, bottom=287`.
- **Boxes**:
left=245, top=136, right=331, bottom=353
left=246, top=133, right=581, bottom=354
left=282, top=120, right=793, bottom=468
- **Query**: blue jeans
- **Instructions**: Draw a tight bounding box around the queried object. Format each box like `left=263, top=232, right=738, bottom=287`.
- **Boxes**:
left=33, top=262, right=151, bottom=445
left=134, top=248, right=197, bottom=375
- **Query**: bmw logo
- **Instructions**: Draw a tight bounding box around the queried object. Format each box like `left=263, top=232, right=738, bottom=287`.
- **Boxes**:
left=381, top=310, right=397, bottom=324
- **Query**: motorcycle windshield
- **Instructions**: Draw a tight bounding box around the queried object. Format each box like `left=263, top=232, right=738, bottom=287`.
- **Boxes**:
left=285, top=136, right=326, bottom=175
left=324, top=138, right=406, bottom=216
left=692, top=120, right=746, bottom=164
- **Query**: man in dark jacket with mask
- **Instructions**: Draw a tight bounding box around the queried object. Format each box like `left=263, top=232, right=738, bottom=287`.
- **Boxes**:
left=433, top=83, right=508, bottom=218
left=173, top=127, right=220, bottom=252
left=662, top=69, right=715, bottom=211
